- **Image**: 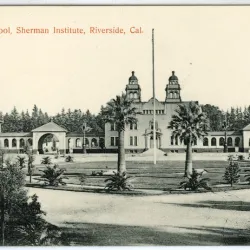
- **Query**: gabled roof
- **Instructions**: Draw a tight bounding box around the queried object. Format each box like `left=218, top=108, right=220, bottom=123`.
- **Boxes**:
left=242, top=124, right=250, bottom=131
left=32, top=121, right=67, bottom=132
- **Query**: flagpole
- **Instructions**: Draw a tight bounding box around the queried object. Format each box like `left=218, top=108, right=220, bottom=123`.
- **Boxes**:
left=152, top=28, right=156, bottom=165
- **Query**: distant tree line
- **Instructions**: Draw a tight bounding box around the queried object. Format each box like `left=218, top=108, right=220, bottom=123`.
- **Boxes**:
left=1, top=103, right=250, bottom=133
left=0, top=105, right=105, bottom=134
left=201, top=104, right=250, bottom=131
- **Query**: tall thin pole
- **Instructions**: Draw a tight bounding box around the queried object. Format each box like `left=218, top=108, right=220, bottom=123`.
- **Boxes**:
left=152, top=29, right=156, bottom=165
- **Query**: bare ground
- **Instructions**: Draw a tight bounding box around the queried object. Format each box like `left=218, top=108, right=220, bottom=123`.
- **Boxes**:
left=28, top=187, right=250, bottom=246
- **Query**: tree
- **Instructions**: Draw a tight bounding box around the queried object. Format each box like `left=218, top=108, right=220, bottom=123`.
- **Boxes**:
left=0, top=161, right=59, bottom=246
left=38, top=164, right=68, bottom=186
left=27, top=152, right=35, bottom=183
left=224, top=161, right=240, bottom=187
left=101, top=93, right=137, bottom=174
left=168, top=102, right=209, bottom=177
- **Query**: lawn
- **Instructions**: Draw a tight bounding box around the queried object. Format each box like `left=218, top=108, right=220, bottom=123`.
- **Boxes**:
left=30, top=160, right=250, bottom=190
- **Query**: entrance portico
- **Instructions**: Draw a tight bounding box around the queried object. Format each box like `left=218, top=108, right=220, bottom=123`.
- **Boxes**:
left=32, top=122, right=67, bottom=154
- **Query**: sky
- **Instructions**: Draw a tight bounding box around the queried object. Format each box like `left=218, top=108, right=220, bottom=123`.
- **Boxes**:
left=0, top=6, right=250, bottom=115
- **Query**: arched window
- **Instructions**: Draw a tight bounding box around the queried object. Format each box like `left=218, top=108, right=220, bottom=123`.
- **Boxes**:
left=211, top=137, right=216, bottom=146
left=91, top=138, right=98, bottom=147
left=227, top=137, right=233, bottom=146
left=12, top=139, right=17, bottom=148
left=169, top=92, right=173, bottom=98
left=4, top=139, right=9, bottom=148
left=175, top=92, right=179, bottom=98
left=134, top=93, right=138, bottom=99
left=175, top=136, right=179, bottom=145
left=193, top=136, right=197, bottom=146
left=76, top=138, right=81, bottom=147
left=20, top=138, right=25, bottom=148
left=171, top=135, right=174, bottom=145
left=68, top=138, right=72, bottom=148
left=219, top=137, right=224, bottom=146
left=235, top=137, right=240, bottom=147
left=85, top=138, right=89, bottom=147
left=27, top=138, right=33, bottom=146
left=130, top=93, right=133, bottom=99
left=203, top=137, right=208, bottom=146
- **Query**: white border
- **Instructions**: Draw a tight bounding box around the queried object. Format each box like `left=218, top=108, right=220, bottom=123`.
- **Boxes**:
left=0, top=0, right=250, bottom=5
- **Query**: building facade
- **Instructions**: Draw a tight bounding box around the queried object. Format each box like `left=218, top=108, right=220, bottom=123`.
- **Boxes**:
left=0, top=121, right=105, bottom=154
left=105, top=71, right=250, bottom=153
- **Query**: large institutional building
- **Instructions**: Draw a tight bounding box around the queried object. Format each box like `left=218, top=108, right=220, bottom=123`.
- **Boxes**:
left=0, top=71, right=250, bottom=154
left=104, top=71, right=250, bottom=153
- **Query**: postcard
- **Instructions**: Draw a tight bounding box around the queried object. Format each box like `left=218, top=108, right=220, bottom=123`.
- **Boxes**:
left=0, top=5, right=249, bottom=246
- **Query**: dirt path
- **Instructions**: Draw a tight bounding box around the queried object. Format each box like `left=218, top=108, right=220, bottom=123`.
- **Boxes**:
left=28, top=188, right=250, bottom=246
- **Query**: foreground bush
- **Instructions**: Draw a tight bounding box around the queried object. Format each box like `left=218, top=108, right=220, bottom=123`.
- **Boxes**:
left=41, top=156, right=52, bottom=166
left=0, top=162, right=63, bottom=245
left=179, top=168, right=212, bottom=191
left=39, top=164, right=68, bottom=186
left=105, top=172, right=133, bottom=191
left=16, top=156, right=26, bottom=169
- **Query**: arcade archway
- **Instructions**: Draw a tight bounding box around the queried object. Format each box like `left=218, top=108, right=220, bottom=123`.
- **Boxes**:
left=38, top=133, right=59, bottom=154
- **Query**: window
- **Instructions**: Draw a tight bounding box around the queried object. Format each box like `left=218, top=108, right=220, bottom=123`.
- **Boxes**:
left=193, top=137, right=197, bottom=146
left=4, top=139, right=9, bottom=148
left=91, top=138, right=98, bottom=147
left=130, top=136, right=138, bottom=146
left=134, top=136, right=138, bottom=146
left=12, top=139, right=17, bottom=148
left=130, top=136, right=133, bottom=146
left=28, top=138, right=33, bottom=146
left=203, top=137, right=208, bottom=146
left=20, top=138, right=25, bottom=148
left=175, top=136, right=178, bottom=145
left=134, top=123, right=137, bottom=130
left=171, top=136, right=174, bottom=145
left=211, top=137, right=216, bottom=146
left=76, top=138, right=81, bottom=147
left=219, top=137, right=224, bottom=146
left=227, top=137, right=233, bottom=146
left=111, top=137, right=118, bottom=146
left=235, top=137, right=240, bottom=147
left=111, top=123, right=115, bottom=131
left=85, top=138, right=89, bottom=147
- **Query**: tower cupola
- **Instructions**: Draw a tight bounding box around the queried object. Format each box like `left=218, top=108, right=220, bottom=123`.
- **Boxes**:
left=125, top=71, right=141, bottom=102
left=165, top=71, right=182, bottom=102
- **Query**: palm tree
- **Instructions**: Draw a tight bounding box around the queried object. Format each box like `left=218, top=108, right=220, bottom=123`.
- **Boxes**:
left=168, top=102, right=209, bottom=178
left=102, top=93, right=137, bottom=174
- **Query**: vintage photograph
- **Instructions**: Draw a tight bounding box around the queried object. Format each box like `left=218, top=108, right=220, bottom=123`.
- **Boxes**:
left=0, top=5, right=250, bottom=246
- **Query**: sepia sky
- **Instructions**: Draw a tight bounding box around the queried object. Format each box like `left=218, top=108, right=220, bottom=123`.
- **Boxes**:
left=0, top=6, right=250, bottom=115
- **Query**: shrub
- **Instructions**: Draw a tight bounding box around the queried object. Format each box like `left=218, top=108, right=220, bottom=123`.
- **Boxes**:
left=16, top=156, right=26, bottom=169
left=65, top=155, right=74, bottom=163
left=180, top=168, right=212, bottom=191
left=91, top=171, right=97, bottom=176
left=105, top=172, right=134, bottom=191
left=41, top=156, right=52, bottom=166
left=244, top=168, right=250, bottom=184
left=39, top=164, right=68, bottom=186
left=79, top=174, right=87, bottom=186
left=224, top=161, right=241, bottom=186
left=237, top=155, right=245, bottom=161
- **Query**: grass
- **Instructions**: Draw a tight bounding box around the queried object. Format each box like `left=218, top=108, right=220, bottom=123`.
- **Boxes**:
left=28, top=160, right=250, bottom=191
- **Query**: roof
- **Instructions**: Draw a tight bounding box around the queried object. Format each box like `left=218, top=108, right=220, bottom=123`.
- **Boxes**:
left=32, top=121, right=67, bottom=132
left=242, top=124, right=250, bottom=131
left=0, top=132, right=32, bottom=137
left=207, top=131, right=242, bottom=136
left=67, top=132, right=104, bottom=137
left=169, top=71, right=178, bottom=81
left=128, top=71, right=138, bottom=81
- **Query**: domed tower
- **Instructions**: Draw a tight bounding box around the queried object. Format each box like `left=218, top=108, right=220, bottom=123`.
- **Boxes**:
left=125, top=71, right=141, bottom=102
left=165, top=71, right=182, bottom=102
